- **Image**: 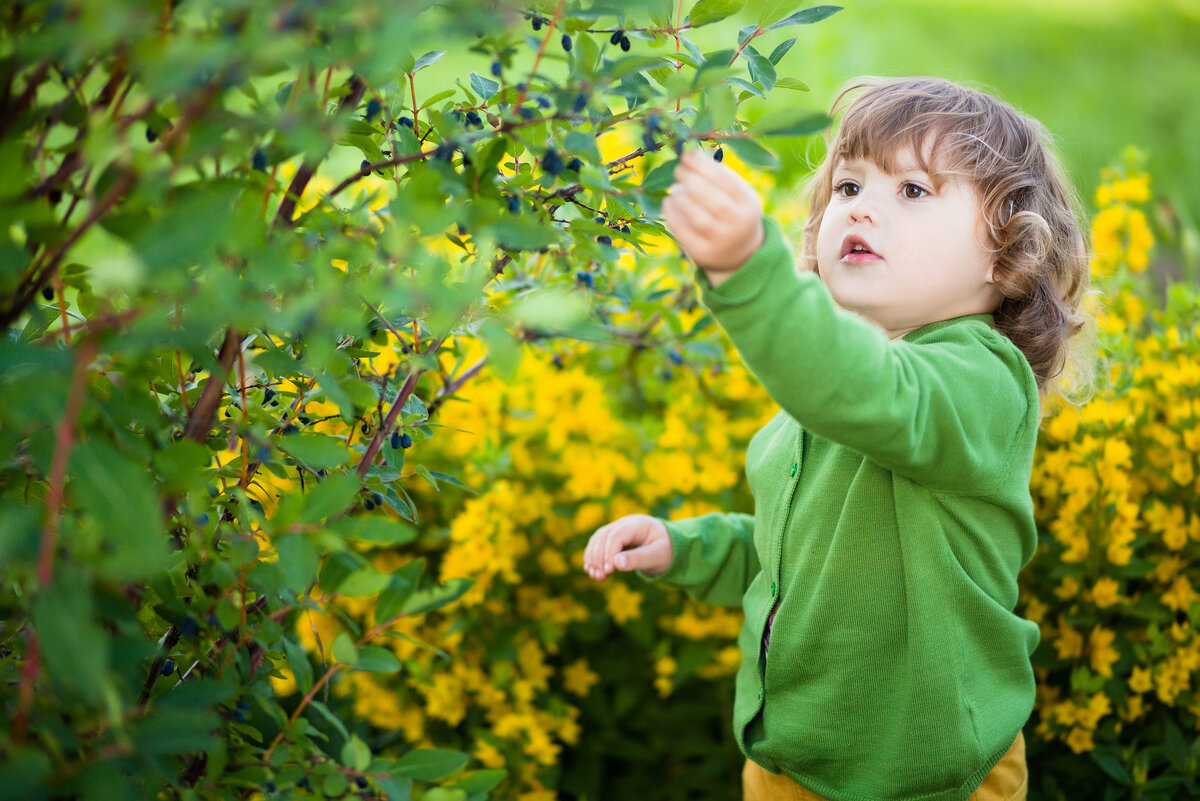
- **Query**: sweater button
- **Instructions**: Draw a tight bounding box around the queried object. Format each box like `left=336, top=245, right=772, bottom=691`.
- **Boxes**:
left=789, top=462, right=797, bottom=477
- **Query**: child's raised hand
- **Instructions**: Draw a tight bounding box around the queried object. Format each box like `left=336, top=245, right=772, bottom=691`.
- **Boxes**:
left=583, top=514, right=673, bottom=581
left=662, top=148, right=765, bottom=279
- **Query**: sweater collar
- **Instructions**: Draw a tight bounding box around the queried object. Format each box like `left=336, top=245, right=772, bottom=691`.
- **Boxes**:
left=899, top=313, right=996, bottom=342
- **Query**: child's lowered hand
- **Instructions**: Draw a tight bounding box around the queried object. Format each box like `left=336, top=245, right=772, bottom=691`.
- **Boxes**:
left=662, top=148, right=765, bottom=283
left=583, top=514, right=673, bottom=581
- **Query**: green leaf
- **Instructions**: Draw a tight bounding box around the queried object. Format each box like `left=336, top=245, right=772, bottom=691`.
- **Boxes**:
left=468, top=72, right=500, bottom=102
left=723, top=138, right=779, bottom=170
left=342, top=735, right=372, bottom=771
left=279, top=433, right=350, bottom=470
left=641, top=157, right=680, bottom=194
left=688, top=0, right=745, bottom=27
left=424, top=470, right=476, bottom=495
left=725, top=76, right=765, bottom=98
left=401, top=577, right=473, bottom=616
left=375, top=560, right=424, bottom=623
left=768, top=36, right=797, bottom=65
left=355, top=646, right=402, bottom=673
left=392, top=749, right=469, bottom=781
left=283, top=636, right=315, bottom=693
left=764, top=5, right=843, bottom=30
left=750, top=110, right=829, bottom=137
left=449, top=770, right=507, bottom=794
left=329, top=516, right=418, bottom=546
left=488, top=217, right=562, bottom=251
left=773, top=76, right=811, bottom=91
left=275, top=534, right=320, bottom=594
left=743, top=45, right=776, bottom=92
left=70, top=439, right=169, bottom=581
left=0, top=747, right=51, bottom=801
left=333, top=632, right=358, bottom=666
left=338, top=565, right=392, bottom=597
left=31, top=580, right=110, bottom=704
left=411, top=50, right=446, bottom=74
left=298, top=472, right=360, bottom=524
left=129, top=709, right=221, bottom=755
left=1090, top=752, right=1132, bottom=785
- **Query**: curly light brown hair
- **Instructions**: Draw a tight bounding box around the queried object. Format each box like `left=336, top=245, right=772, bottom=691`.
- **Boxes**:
left=799, top=76, right=1092, bottom=399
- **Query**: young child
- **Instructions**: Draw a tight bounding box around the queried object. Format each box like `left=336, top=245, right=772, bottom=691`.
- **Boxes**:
left=582, top=76, right=1090, bottom=801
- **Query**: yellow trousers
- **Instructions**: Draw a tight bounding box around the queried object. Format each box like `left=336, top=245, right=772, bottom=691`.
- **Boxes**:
left=742, top=730, right=1027, bottom=801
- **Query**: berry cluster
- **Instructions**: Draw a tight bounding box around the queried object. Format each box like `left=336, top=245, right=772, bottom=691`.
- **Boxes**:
left=609, top=29, right=632, bottom=52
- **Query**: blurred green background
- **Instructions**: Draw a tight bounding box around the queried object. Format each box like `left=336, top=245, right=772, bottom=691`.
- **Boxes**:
left=729, top=0, right=1200, bottom=260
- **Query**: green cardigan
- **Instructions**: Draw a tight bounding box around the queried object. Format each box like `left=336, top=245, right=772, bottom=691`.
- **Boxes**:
left=637, top=216, right=1041, bottom=801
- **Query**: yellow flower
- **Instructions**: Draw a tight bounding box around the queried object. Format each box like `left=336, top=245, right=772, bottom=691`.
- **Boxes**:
left=1111, top=174, right=1151, bottom=204
left=523, top=727, right=562, bottom=766
left=1054, top=617, right=1084, bottom=660
left=655, top=655, right=677, bottom=676
left=1121, top=694, right=1146, bottom=722
left=604, top=582, right=644, bottom=624
left=474, top=739, right=507, bottom=770
left=562, top=658, right=600, bottom=697
left=1087, top=626, right=1120, bottom=678
left=1076, top=692, right=1112, bottom=729
left=1129, top=666, right=1154, bottom=694
left=1089, top=576, right=1121, bottom=609
left=1066, top=726, right=1094, bottom=754
left=1163, top=575, right=1200, bottom=613
left=1054, top=576, right=1080, bottom=601
left=1024, top=594, right=1049, bottom=624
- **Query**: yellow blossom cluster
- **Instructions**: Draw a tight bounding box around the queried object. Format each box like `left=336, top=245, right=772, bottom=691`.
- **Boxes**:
left=1090, top=169, right=1154, bottom=276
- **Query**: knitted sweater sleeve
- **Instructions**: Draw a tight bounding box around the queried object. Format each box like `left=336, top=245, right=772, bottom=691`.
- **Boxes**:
left=694, top=215, right=1033, bottom=494
left=634, top=512, right=759, bottom=607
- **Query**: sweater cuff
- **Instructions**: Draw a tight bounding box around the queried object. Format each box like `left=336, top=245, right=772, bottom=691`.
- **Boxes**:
left=695, top=215, right=793, bottom=310
left=634, top=518, right=688, bottom=585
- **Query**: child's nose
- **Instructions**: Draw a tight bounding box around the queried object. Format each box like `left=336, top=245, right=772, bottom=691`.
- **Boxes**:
left=846, top=191, right=877, bottom=223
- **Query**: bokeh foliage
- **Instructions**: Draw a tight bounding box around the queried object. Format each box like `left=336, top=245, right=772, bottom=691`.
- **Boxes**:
left=0, top=1, right=839, bottom=799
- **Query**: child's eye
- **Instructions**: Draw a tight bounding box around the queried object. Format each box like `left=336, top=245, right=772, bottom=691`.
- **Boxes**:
left=834, top=180, right=859, bottom=197
left=902, top=183, right=929, bottom=199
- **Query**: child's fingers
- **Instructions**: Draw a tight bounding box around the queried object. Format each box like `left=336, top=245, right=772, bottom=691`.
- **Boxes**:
left=681, top=149, right=760, bottom=206
left=663, top=186, right=719, bottom=234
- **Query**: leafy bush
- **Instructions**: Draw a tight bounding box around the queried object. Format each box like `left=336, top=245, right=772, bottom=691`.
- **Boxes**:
left=0, top=1, right=839, bottom=799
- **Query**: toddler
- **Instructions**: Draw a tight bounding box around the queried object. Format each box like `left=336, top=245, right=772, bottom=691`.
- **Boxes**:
left=583, top=76, right=1090, bottom=801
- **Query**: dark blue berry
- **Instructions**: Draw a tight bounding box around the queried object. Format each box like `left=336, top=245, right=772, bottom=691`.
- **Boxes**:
left=594, top=215, right=605, bottom=223
left=491, top=61, right=502, bottom=77
left=620, top=34, right=631, bottom=52
left=42, top=287, right=54, bottom=301
left=233, top=710, right=247, bottom=723
left=542, top=146, right=563, bottom=176
left=573, top=93, right=588, bottom=112
left=355, top=776, right=368, bottom=789
left=519, top=106, right=535, bottom=120
left=508, top=195, right=521, bottom=214
left=535, top=95, right=551, bottom=109
left=466, top=110, right=482, bottom=127
left=365, top=98, right=382, bottom=120
left=360, top=159, right=371, bottom=174
left=531, top=16, right=542, bottom=30
left=298, top=778, right=311, bottom=790
left=264, top=782, right=276, bottom=794
left=516, top=81, right=529, bottom=92
left=180, top=618, right=200, bottom=638
left=390, top=431, right=402, bottom=449
left=434, top=142, right=455, bottom=162
left=263, top=388, right=275, bottom=403
left=553, top=354, right=564, bottom=369
left=299, top=415, right=310, bottom=424
left=662, top=367, right=674, bottom=380
left=620, top=224, right=630, bottom=233
left=668, top=349, right=684, bottom=365
left=161, top=659, right=175, bottom=676
left=364, top=499, right=375, bottom=510
left=597, top=235, right=612, bottom=246
left=576, top=271, right=594, bottom=288
left=567, top=157, right=583, bottom=172
left=610, top=30, right=623, bottom=45
left=714, top=146, right=724, bottom=162
left=642, top=131, right=657, bottom=151
left=47, top=188, right=62, bottom=204
left=647, top=114, right=661, bottom=132
left=196, top=513, right=209, bottom=525
left=252, top=149, right=268, bottom=172
left=361, top=422, right=370, bottom=435
left=399, top=433, right=413, bottom=449
left=397, top=116, right=414, bottom=128
left=237, top=701, right=251, bottom=711
left=372, top=492, right=383, bottom=505
left=673, top=139, right=684, bottom=157
left=282, top=424, right=298, bottom=435
left=561, top=34, right=572, bottom=52
left=145, top=126, right=158, bottom=143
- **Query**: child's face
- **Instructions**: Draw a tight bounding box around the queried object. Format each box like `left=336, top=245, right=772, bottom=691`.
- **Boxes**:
left=814, top=147, right=1002, bottom=339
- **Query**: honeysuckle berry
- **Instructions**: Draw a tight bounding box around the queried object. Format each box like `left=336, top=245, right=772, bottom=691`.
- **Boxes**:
left=642, top=131, right=657, bottom=151
left=567, top=157, right=583, bottom=172
left=47, top=188, right=62, bottom=204
left=542, top=146, right=563, bottom=175
left=298, top=415, right=310, bottom=424
left=594, top=215, right=605, bottom=223
left=573, top=93, right=588, bottom=112
left=365, top=98, right=381, bottom=120
left=673, top=139, right=684, bottom=156
left=516, top=81, right=529, bottom=92
left=161, top=659, right=175, bottom=676
left=597, top=234, right=612, bottom=246
left=668, top=349, right=684, bottom=365
left=434, top=142, right=455, bottom=161
left=145, top=126, right=158, bottom=142
left=553, top=353, right=564, bottom=369
left=390, top=431, right=402, bottom=449
left=355, top=777, right=369, bottom=789
left=282, top=424, right=298, bottom=434
left=620, top=224, right=630, bottom=233
left=397, top=115, right=414, bottom=128
left=714, top=146, right=724, bottom=162
left=576, top=271, right=594, bottom=287
left=491, top=60, right=502, bottom=77
left=180, top=618, right=200, bottom=638
left=518, top=105, right=535, bottom=119
left=41, top=287, right=53, bottom=301
left=360, top=159, right=371, bottom=174
left=620, top=34, right=631, bottom=51
left=561, top=34, right=572, bottom=51
left=399, top=433, right=413, bottom=449
left=465, top=110, right=482, bottom=127
left=508, top=195, right=520, bottom=214
left=535, top=95, right=551, bottom=109
left=263, top=388, right=275, bottom=404
left=372, top=492, right=383, bottom=505
left=361, top=422, right=370, bottom=435
left=647, top=113, right=661, bottom=131
left=237, top=701, right=250, bottom=712
left=364, top=498, right=375, bottom=510
left=531, top=16, right=542, bottom=30
left=610, top=29, right=623, bottom=45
